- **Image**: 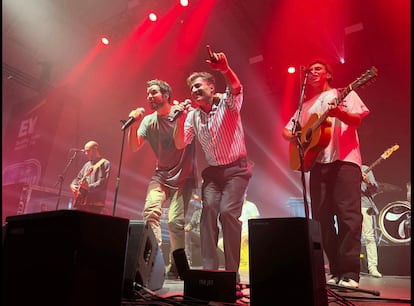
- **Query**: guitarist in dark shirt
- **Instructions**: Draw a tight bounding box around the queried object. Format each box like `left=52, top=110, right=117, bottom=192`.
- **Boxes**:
left=283, top=59, right=371, bottom=289
left=70, top=140, right=111, bottom=214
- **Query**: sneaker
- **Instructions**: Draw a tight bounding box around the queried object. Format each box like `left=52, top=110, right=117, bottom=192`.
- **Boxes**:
left=369, top=267, right=383, bottom=278
left=338, top=277, right=359, bottom=288
left=326, top=275, right=339, bottom=285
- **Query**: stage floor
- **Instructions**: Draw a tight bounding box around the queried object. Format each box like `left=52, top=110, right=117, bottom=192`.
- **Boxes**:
left=122, top=268, right=411, bottom=305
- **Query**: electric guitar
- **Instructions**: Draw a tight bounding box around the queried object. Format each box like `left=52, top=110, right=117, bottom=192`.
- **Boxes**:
left=364, top=144, right=399, bottom=174
left=289, top=66, right=378, bottom=172
left=362, top=144, right=399, bottom=214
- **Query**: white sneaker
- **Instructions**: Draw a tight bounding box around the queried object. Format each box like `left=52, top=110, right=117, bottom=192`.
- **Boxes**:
left=338, top=278, right=359, bottom=288
left=369, top=267, right=383, bottom=278
left=326, top=275, right=339, bottom=285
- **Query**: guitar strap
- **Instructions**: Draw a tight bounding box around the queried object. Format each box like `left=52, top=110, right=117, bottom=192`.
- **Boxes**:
left=91, top=157, right=106, bottom=172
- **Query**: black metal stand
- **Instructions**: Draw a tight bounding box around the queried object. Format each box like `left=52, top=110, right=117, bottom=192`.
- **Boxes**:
left=292, top=69, right=311, bottom=219
left=54, top=150, right=79, bottom=210
left=112, top=120, right=128, bottom=216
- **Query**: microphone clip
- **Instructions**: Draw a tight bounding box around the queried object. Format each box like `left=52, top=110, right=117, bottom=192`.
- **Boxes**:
left=300, top=66, right=311, bottom=74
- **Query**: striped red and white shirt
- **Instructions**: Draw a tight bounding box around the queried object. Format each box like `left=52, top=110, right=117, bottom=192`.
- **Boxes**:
left=184, top=87, right=247, bottom=166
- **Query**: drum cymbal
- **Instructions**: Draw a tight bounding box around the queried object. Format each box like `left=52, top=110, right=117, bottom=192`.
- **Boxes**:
left=377, top=182, right=403, bottom=193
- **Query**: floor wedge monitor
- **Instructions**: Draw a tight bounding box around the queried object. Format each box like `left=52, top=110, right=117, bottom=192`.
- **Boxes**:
left=2, top=210, right=129, bottom=306
left=248, top=217, right=327, bottom=306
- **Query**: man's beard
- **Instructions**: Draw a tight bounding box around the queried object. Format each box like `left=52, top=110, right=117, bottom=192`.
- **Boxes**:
left=150, top=100, right=165, bottom=110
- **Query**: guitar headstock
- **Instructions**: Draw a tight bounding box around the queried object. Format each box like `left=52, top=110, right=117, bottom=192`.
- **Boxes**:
left=350, top=66, right=379, bottom=90
left=381, top=144, right=399, bottom=159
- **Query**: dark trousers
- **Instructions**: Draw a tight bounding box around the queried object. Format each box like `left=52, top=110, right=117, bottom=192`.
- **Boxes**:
left=310, top=161, right=362, bottom=282
left=200, top=161, right=251, bottom=273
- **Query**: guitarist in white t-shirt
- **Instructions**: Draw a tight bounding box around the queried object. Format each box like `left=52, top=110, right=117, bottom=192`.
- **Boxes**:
left=282, top=59, right=375, bottom=289
left=70, top=140, right=111, bottom=214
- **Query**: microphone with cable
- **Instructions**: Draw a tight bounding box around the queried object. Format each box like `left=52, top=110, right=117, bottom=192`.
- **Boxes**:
left=168, top=99, right=192, bottom=122
left=69, top=148, right=85, bottom=153
left=121, top=107, right=145, bottom=130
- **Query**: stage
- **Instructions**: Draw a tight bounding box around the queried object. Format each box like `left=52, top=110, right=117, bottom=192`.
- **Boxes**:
left=125, top=268, right=411, bottom=305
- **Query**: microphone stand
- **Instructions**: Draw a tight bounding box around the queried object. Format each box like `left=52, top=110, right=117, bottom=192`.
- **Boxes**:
left=292, top=70, right=310, bottom=219
left=112, top=120, right=128, bottom=216
left=54, top=150, right=79, bottom=210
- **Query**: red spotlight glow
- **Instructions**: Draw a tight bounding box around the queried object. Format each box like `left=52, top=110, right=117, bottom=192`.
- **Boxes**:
left=172, top=100, right=179, bottom=105
left=101, top=37, right=109, bottom=45
left=180, top=0, right=189, bottom=6
left=288, top=66, right=296, bottom=74
left=149, top=13, right=157, bottom=22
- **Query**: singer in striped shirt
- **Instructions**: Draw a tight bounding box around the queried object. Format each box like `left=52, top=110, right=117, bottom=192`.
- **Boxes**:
left=174, top=49, right=252, bottom=283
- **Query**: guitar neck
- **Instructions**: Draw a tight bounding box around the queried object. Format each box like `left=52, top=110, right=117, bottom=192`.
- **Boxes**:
left=308, top=66, right=378, bottom=134
left=364, top=157, right=384, bottom=173
left=312, top=86, right=352, bottom=130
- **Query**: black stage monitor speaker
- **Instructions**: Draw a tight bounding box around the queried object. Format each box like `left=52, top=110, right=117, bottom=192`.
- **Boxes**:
left=123, top=220, right=165, bottom=296
left=2, top=210, right=129, bottom=306
left=184, top=269, right=236, bottom=303
left=248, top=217, right=327, bottom=306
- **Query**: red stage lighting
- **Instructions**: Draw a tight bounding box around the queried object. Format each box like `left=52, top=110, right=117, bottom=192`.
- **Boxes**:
left=149, top=13, right=157, bottom=22
left=180, top=0, right=189, bottom=7
left=101, top=37, right=109, bottom=45
left=287, top=66, right=296, bottom=74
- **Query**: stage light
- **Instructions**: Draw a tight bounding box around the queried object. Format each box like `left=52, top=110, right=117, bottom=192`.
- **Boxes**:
left=180, top=0, right=189, bottom=6
left=101, top=37, right=109, bottom=45
left=149, top=12, right=157, bottom=22
left=339, top=57, right=345, bottom=64
left=287, top=66, right=296, bottom=74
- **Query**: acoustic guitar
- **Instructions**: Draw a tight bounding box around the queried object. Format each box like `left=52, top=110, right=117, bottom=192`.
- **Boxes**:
left=73, top=167, right=93, bottom=207
left=289, top=66, right=378, bottom=172
left=72, top=158, right=106, bottom=207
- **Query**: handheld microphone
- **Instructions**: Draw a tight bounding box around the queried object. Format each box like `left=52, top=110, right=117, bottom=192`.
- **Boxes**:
left=169, top=100, right=192, bottom=122
left=121, top=107, right=145, bottom=130
left=70, top=148, right=85, bottom=152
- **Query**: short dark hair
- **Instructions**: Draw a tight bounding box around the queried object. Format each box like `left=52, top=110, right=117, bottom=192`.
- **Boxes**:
left=186, top=72, right=216, bottom=88
left=308, top=58, right=333, bottom=84
left=147, top=79, right=172, bottom=103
